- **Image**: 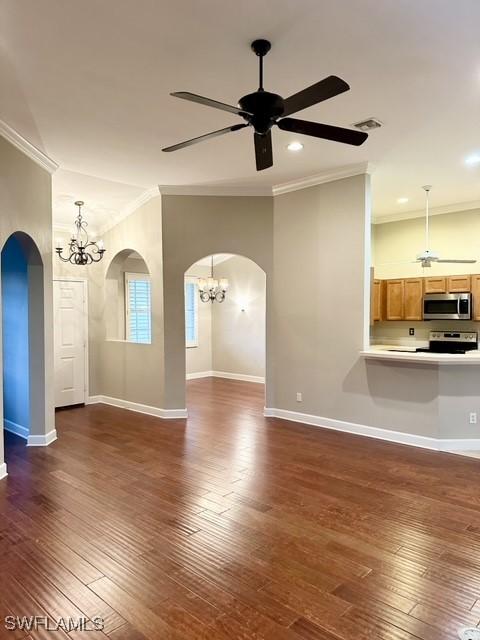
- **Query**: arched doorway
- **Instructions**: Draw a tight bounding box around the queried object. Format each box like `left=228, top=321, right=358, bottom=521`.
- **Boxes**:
left=1, top=232, right=47, bottom=449
left=184, top=253, right=267, bottom=416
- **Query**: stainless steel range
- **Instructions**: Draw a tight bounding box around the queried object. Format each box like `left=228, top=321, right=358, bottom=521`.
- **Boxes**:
left=416, top=331, right=478, bottom=354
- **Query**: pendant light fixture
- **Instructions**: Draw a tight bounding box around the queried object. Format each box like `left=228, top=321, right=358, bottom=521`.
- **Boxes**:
left=197, top=256, right=229, bottom=303
left=55, top=201, right=106, bottom=265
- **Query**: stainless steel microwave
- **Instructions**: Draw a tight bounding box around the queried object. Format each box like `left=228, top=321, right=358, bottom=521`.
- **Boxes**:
left=423, top=292, right=472, bottom=320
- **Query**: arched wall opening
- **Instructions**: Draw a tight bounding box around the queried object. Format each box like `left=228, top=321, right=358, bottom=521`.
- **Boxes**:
left=1, top=232, right=45, bottom=443
left=184, top=252, right=267, bottom=408
left=160, top=192, right=273, bottom=413
left=104, top=249, right=152, bottom=343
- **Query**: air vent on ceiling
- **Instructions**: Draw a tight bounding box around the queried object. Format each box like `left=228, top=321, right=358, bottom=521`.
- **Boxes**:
left=353, top=118, right=383, bottom=132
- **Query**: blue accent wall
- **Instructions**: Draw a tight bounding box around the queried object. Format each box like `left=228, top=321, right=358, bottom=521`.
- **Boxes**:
left=1, top=236, right=29, bottom=433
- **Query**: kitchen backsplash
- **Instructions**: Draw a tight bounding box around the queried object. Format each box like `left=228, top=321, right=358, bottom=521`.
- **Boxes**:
left=370, top=321, right=480, bottom=346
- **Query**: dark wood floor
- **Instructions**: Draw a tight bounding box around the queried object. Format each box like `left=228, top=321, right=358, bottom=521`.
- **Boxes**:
left=1, top=378, right=480, bottom=638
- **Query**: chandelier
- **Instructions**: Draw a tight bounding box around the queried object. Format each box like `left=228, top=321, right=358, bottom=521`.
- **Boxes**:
left=198, top=256, right=229, bottom=303
left=55, top=201, right=106, bottom=265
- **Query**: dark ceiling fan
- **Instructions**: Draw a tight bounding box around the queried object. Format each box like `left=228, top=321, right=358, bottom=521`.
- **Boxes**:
left=162, top=39, right=368, bottom=171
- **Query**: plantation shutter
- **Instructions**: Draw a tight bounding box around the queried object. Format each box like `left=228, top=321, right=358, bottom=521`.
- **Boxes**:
left=125, top=273, right=151, bottom=343
left=185, top=280, right=198, bottom=347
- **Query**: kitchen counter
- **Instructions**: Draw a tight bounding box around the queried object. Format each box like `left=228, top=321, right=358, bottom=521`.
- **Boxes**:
left=361, top=344, right=480, bottom=364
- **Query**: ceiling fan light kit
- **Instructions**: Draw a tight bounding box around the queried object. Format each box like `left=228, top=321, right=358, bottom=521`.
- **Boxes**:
left=163, top=39, right=368, bottom=170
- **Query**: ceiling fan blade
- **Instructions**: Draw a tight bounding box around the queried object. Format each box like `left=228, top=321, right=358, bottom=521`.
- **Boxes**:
left=254, top=131, right=273, bottom=171
left=282, top=76, right=350, bottom=117
left=278, top=117, right=368, bottom=146
left=162, top=123, right=248, bottom=152
left=437, top=259, right=477, bottom=264
left=171, top=91, right=251, bottom=116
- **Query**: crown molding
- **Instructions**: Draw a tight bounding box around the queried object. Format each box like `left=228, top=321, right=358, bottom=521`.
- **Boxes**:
left=0, top=119, right=58, bottom=174
left=96, top=186, right=160, bottom=236
left=272, top=162, right=372, bottom=196
left=158, top=184, right=272, bottom=196
left=158, top=163, right=373, bottom=198
left=373, top=198, right=480, bottom=225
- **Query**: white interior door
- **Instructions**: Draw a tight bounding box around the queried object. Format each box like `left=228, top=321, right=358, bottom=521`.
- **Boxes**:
left=53, top=280, right=86, bottom=407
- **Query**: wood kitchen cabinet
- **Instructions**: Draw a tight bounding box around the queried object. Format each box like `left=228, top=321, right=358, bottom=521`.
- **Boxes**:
left=403, top=278, right=423, bottom=320
left=471, top=275, right=480, bottom=320
left=447, top=275, right=471, bottom=292
left=385, top=279, right=404, bottom=320
left=372, top=279, right=383, bottom=322
left=424, top=276, right=447, bottom=294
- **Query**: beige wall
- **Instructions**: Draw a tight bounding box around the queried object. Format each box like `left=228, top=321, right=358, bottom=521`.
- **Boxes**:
left=212, top=255, right=266, bottom=378
left=0, top=135, right=54, bottom=457
left=271, top=174, right=441, bottom=438
left=161, top=194, right=273, bottom=409
left=373, top=208, right=480, bottom=279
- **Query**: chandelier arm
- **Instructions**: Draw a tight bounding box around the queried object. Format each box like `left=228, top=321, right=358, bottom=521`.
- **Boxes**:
left=55, top=249, right=70, bottom=263
left=89, top=249, right=105, bottom=263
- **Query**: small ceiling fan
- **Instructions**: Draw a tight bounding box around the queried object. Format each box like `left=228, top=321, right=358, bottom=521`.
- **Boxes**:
left=162, top=39, right=368, bottom=171
left=377, top=185, right=477, bottom=269
left=415, top=185, right=476, bottom=267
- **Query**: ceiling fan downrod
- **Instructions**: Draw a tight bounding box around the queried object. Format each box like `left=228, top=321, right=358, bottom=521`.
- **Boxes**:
left=251, top=39, right=271, bottom=91
left=422, top=184, right=432, bottom=252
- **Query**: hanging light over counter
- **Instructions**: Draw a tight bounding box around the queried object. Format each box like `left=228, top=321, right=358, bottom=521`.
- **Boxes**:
left=56, top=201, right=106, bottom=265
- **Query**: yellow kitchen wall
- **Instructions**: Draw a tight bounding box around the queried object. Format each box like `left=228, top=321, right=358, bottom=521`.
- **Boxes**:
left=373, top=207, right=480, bottom=280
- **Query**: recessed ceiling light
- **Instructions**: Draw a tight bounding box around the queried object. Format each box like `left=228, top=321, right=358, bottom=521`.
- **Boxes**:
left=287, top=141, right=303, bottom=152
left=397, top=197, right=409, bottom=204
left=465, top=153, right=480, bottom=166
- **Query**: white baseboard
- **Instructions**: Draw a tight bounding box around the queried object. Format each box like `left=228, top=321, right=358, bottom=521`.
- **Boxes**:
left=87, top=395, right=188, bottom=419
left=186, top=371, right=214, bottom=380
left=4, top=419, right=29, bottom=440
left=0, top=463, right=7, bottom=480
left=436, top=439, right=480, bottom=452
left=186, top=370, right=265, bottom=384
left=263, top=408, right=480, bottom=453
left=27, top=429, right=57, bottom=447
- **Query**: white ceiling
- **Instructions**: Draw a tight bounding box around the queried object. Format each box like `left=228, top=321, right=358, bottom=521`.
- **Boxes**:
left=3, top=0, right=480, bottom=226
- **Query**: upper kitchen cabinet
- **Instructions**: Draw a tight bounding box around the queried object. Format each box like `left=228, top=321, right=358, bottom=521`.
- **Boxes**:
left=404, top=278, right=423, bottom=320
left=471, top=275, right=480, bottom=321
left=385, top=279, right=404, bottom=320
left=372, top=279, right=383, bottom=322
left=447, top=275, right=471, bottom=292
left=424, top=276, right=446, bottom=294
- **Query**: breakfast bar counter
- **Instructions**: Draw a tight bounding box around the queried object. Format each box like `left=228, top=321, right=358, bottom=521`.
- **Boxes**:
left=361, top=345, right=480, bottom=365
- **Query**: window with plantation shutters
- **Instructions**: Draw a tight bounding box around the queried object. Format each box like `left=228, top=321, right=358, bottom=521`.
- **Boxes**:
left=185, top=279, right=198, bottom=348
left=125, top=273, right=151, bottom=344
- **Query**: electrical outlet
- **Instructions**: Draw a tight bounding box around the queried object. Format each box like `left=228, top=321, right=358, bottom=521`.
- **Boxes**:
left=470, top=412, right=477, bottom=424
left=296, top=392, right=302, bottom=402
left=409, top=328, right=415, bottom=336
